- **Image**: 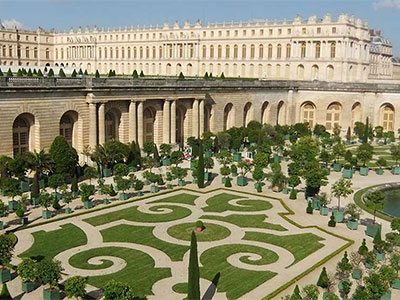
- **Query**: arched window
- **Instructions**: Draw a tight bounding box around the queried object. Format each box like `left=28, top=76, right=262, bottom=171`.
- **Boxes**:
left=242, top=44, right=246, bottom=59
left=301, top=103, right=316, bottom=128
left=297, top=64, right=305, bottom=80
left=178, top=44, right=183, bottom=58
left=139, top=47, right=143, bottom=58
left=243, top=102, right=253, bottom=126
left=225, top=45, right=230, bottom=58
left=13, top=116, right=30, bottom=157
left=26, top=47, right=30, bottom=59
left=326, top=103, right=342, bottom=132
left=351, top=103, right=362, bottom=129
left=286, top=44, right=291, bottom=58
left=210, top=45, right=214, bottom=58
left=250, top=44, right=255, bottom=59
left=234, top=45, right=238, bottom=58
left=152, top=46, right=156, bottom=59
left=168, top=45, right=173, bottom=58
left=159, top=46, right=163, bottom=58
left=330, top=42, right=336, bottom=58
left=121, top=47, right=125, bottom=58
left=133, top=47, right=137, bottom=58
left=259, top=44, right=264, bottom=58
left=202, top=45, right=207, bottom=58
left=45, top=48, right=49, bottom=59
left=127, top=47, right=131, bottom=59
left=268, top=44, right=273, bottom=58
left=327, top=65, right=334, bottom=81
left=312, top=65, right=319, bottom=80
left=218, top=45, right=222, bottom=58
left=301, top=42, right=306, bottom=58
left=277, top=44, right=282, bottom=59
left=315, top=42, right=321, bottom=58
left=110, top=47, right=113, bottom=59
left=224, top=103, right=234, bottom=130
left=381, top=104, right=395, bottom=131
left=60, top=114, right=73, bottom=144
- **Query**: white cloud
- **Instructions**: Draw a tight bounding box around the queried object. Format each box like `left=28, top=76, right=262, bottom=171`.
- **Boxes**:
left=1, top=18, right=25, bottom=29
left=373, top=0, right=400, bottom=10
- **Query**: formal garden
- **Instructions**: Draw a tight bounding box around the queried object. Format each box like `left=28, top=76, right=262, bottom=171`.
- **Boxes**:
left=1, top=119, right=400, bottom=299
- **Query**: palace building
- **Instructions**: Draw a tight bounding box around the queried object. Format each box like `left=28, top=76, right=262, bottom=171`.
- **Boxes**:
left=0, top=14, right=399, bottom=159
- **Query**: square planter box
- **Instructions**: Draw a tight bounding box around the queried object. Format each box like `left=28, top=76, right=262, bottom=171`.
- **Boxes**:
left=376, top=168, right=385, bottom=175
left=333, top=163, right=342, bottom=172
left=103, top=168, right=112, bottom=177
left=150, top=186, right=159, bottom=193
left=102, top=199, right=110, bottom=205
left=392, top=279, right=400, bottom=290
left=366, top=223, right=382, bottom=238
left=65, top=207, right=72, bottom=214
left=231, top=172, right=238, bottom=177
left=8, top=200, right=18, bottom=211
left=236, top=176, right=248, bottom=186
left=333, top=210, right=345, bottom=223
left=136, top=191, right=144, bottom=196
left=359, top=167, right=369, bottom=176
left=342, top=169, right=353, bottom=178
left=162, top=158, right=171, bottom=166
left=375, top=251, right=385, bottom=261
left=20, top=181, right=30, bottom=193
left=144, top=179, right=151, bottom=186
left=205, top=172, right=211, bottom=181
left=233, top=153, right=242, bottom=162
left=381, top=291, right=391, bottom=300
left=221, top=177, right=227, bottom=184
left=282, top=188, right=289, bottom=195
left=190, top=160, right=195, bottom=170
left=31, top=197, right=39, bottom=206
left=365, top=262, right=374, bottom=269
left=128, top=165, right=138, bottom=172
left=52, top=192, right=62, bottom=201
left=22, top=281, right=35, bottom=293
left=166, top=184, right=173, bottom=189
left=320, top=207, right=329, bottom=216
left=352, top=270, right=362, bottom=280
left=39, top=179, right=46, bottom=189
left=0, top=268, right=11, bottom=283
left=205, top=151, right=213, bottom=158
left=0, top=221, right=3, bottom=230
left=312, top=198, right=321, bottom=210
left=119, top=193, right=128, bottom=200
left=42, top=210, right=52, bottom=219
left=347, top=220, right=359, bottom=230
left=83, top=201, right=94, bottom=209
left=72, top=191, right=79, bottom=198
left=178, top=179, right=186, bottom=186
left=273, top=154, right=281, bottom=163
left=43, top=289, right=60, bottom=300
left=391, top=166, right=400, bottom=175
left=20, top=217, right=28, bottom=225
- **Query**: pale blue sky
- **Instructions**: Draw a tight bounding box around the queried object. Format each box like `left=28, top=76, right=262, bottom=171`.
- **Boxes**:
left=0, top=0, right=399, bottom=56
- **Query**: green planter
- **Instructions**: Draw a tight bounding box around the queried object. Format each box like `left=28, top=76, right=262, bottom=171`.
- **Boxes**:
left=205, top=151, right=213, bottom=158
left=83, top=201, right=94, bottom=209
left=391, top=166, right=400, bottom=175
left=347, top=220, right=359, bottom=230
left=312, top=198, right=321, bottom=210
left=22, top=281, right=35, bottom=293
left=381, top=290, right=391, bottom=300
left=166, top=184, right=173, bottom=189
left=190, top=160, right=195, bottom=170
left=39, top=178, right=46, bottom=189
left=8, top=200, right=18, bottom=211
left=392, top=279, right=400, bottom=289
left=333, top=210, right=344, bottom=223
left=65, top=207, right=72, bottom=214
left=20, top=217, right=28, bottom=225
left=144, top=179, right=151, bottom=186
left=359, top=167, right=369, bottom=176
left=150, top=186, right=159, bottom=193
left=365, top=262, right=374, bottom=269
left=52, top=192, right=62, bottom=200
left=221, top=177, right=227, bottom=184
left=119, top=193, right=128, bottom=200
left=352, top=270, right=362, bottom=280
left=333, top=163, right=342, bottom=172
left=205, top=172, right=211, bottom=181
left=375, top=251, right=385, bottom=261
left=342, top=168, right=353, bottom=178
left=0, top=221, right=3, bottom=230
left=236, top=176, right=248, bottom=186
left=320, top=207, right=329, bottom=216
left=366, top=223, right=382, bottom=238
left=178, top=179, right=186, bottom=186
left=42, top=210, right=52, bottom=219
left=273, top=154, right=281, bottom=163
left=282, top=188, right=289, bottom=195
left=128, top=165, right=138, bottom=172
left=0, top=268, right=11, bottom=283
left=162, top=158, right=171, bottom=166
left=43, top=288, right=60, bottom=300
left=102, top=199, right=110, bottom=205
left=376, top=168, right=384, bottom=175
left=231, top=171, right=238, bottom=177
left=72, top=191, right=79, bottom=198
left=20, top=180, right=30, bottom=193
left=103, top=168, right=112, bottom=177
left=233, top=153, right=242, bottom=162
left=136, top=191, right=144, bottom=196
left=31, top=197, right=39, bottom=206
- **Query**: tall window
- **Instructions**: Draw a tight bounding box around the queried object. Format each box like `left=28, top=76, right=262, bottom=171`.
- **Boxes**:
left=302, top=103, right=316, bottom=128
left=210, top=45, right=214, bottom=58
left=13, top=117, right=30, bottom=157
left=133, top=47, right=137, bottom=58
left=45, top=48, right=49, bottom=59
left=159, top=46, right=163, bottom=58
left=242, top=44, right=246, bottom=59
left=326, top=104, right=342, bottom=132
left=115, top=47, right=119, bottom=59
left=190, top=44, right=194, bottom=58
left=139, top=47, right=143, bottom=58
left=259, top=44, right=264, bottom=58
left=277, top=44, right=282, bottom=59
left=9, top=45, right=12, bottom=57
left=315, top=42, right=321, bottom=58
left=301, top=42, right=306, bottom=58
left=152, top=46, right=156, bottom=58
left=250, top=44, right=255, bottom=59
left=60, top=115, right=73, bottom=144
left=381, top=105, right=394, bottom=131
left=127, top=47, right=131, bottom=59
left=121, top=47, right=125, bottom=58
left=286, top=44, right=291, bottom=58
left=268, top=44, right=273, bottom=58
left=178, top=45, right=183, bottom=58
left=234, top=45, right=238, bottom=58
left=105, top=112, right=116, bottom=141
left=218, top=45, right=222, bottom=58
left=225, top=45, right=230, bottom=58
left=202, top=45, right=206, bottom=58
left=26, top=47, right=30, bottom=58
left=330, top=42, right=336, bottom=58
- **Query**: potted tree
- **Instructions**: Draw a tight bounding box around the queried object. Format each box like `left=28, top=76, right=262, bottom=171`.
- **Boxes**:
left=365, top=190, right=385, bottom=237
left=134, top=179, right=144, bottom=196
left=390, top=253, right=400, bottom=289
left=15, top=202, right=28, bottom=225
left=230, top=164, right=238, bottom=177
left=36, top=259, right=62, bottom=300
left=342, top=164, right=353, bottom=179
left=204, top=157, right=214, bottom=182
left=267, top=169, right=287, bottom=192
left=349, top=251, right=363, bottom=280
left=252, top=167, right=264, bottom=193
left=2, top=178, right=21, bottom=211
left=18, top=258, right=37, bottom=293
left=0, top=234, right=14, bottom=283
left=356, top=143, right=373, bottom=176
left=64, top=276, right=87, bottom=300
left=237, top=160, right=251, bottom=186
left=63, top=191, right=73, bottom=213
left=48, top=174, right=64, bottom=201
left=8, top=154, right=29, bottom=193
left=159, top=144, right=172, bottom=166
left=373, top=228, right=387, bottom=261
left=288, top=175, right=300, bottom=200
left=318, top=193, right=331, bottom=216
left=376, top=157, right=387, bottom=175
left=331, top=178, right=353, bottom=223
left=364, top=251, right=377, bottom=270
left=79, top=183, right=95, bottom=209
left=115, top=176, right=131, bottom=200
left=336, top=252, right=352, bottom=294
left=345, top=203, right=362, bottom=230
left=0, top=200, right=8, bottom=230
left=220, top=166, right=230, bottom=185
left=172, top=166, right=187, bottom=186
left=37, top=192, right=54, bottom=219
left=332, top=143, right=345, bottom=172
left=390, top=145, right=400, bottom=175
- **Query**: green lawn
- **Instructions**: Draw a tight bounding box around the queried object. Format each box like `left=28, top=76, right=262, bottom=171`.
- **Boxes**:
left=167, top=222, right=231, bottom=242
left=199, top=244, right=277, bottom=299
left=84, top=204, right=192, bottom=226
left=69, top=246, right=170, bottom=298
left=203, top=193, right=272, bottom=213
left=101, top=224, right=189, bottom=261
left=244, top=232, right=324, bottom=266
left=201, top=214, right=287, bottom=231
left=150, top=193, right=199, bottom=206
left=20, top=224, right=87, bottom=260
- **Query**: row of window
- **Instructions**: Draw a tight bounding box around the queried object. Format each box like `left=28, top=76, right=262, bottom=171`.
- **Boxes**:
left=0, top=45, right=50, bottom=59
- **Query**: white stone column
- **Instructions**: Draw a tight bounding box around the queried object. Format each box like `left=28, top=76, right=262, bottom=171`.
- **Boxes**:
left=163, top=100, right=170, bottom=144
left=88, top=102, right=98, bottom=148
left=199, top=99, right=205, bottom=137
left=192, top=98, right=199, bottom=138
left=129, top=100, right=137, bottom=143
left=98, top=103, right=105, bottom=145
left=171, top=100, right=176, bottom=144
left=137, top=101, right=144, bottom=147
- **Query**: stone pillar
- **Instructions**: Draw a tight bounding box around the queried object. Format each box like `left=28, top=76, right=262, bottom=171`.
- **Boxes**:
left=171, top=100, right=176, bottom=144
left=192, top=98, right=199, bottom=138
left=199, top=99, right=205, bottom=136
left=98, top=103, right=105, bottom=145
left=137, top=101, right=144, bottom=147
left=129, top=100, right=137, bottom=143
left=88, top=102, right=97, bottom=148
left=163, top=100, right=170, bottom=144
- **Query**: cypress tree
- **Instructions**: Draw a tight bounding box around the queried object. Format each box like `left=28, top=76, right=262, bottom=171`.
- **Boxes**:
left=37, top=69, right=43, bottom=77
left=44, top=66, right=48, bottom=72
left=6, top=68, right=12, bottom=77
left=290, top=285, right=302, bottom=300
left=197, top=140, right=205, bottom=188
left=0, top=283, right=12, bottom=300
left=17, top=69, right=23, bottom=76
left=22, top=68, right=27, bottom=75
left=204, top=72, right=209, bottom=79
left=188, top=231, right=200, bottom=300
left=209, top=72, right=213, bottom=78
left=78, top=68, right=83, bottom=75
left=0, top=68, right=3, bottom=76
left=112, top=70, right=116, bottom=76
left=139, top=70, right=145, bottom=77
left=178, top=72, right=185, bottom=80
left=27, top=68, right=32, bottom=77
left=71, top=69, right=77, bottom=78
left=84, top=70, right=88, bottom=76
left=58, top=68, right=66, bottom=77
left=306, top=201, right=313, bottom=214
left=317, top=267, right=329, bottom=288
left=95, top=70, right=100, bottom=78
left=48, top=69, right=54, bottom=77
left=220, top=72, right=225, bottom=79
left=373, top=227, right=382, bottom=247
left=108, top=70, right=113, bottom=77
left=132, top=70, right=138, bottom=78
left=33, top=69, right=37, bottom=75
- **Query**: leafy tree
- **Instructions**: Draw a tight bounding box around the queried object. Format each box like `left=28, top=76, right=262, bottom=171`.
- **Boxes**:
left=345, top=203, right=362, bottom=221
left=306, top=201, right=313, bottom=214
left=254, top=152, right=269, bottom=168
left=1, top=177, right=21, bottom=201
left=365, top=190, right=385, bottom=223
left=71, top=174, right=78, bottom=194
left=301, top=284, right=319, bottom=300
left=391, top=218, right=400, bottom=233
left=49, top=136, right=78, bottom=177
left=390, top=144, right=400, bottom=166
left=216, top=151, right=232, bottom=167
left=313, top=124, right=326, bottom=137
left=0, top=283, right=11, bottom=300
left=376, top=157, right=387, bottom=170
left=197, top=140, right=205, bottom=188
left=8, top=154, right=29, bottom=180
left=48, top=174, right=64, bottom=194
left=302, top=161, right=328, bottom=197
left=332, top=143, right=346, bottom=164
left=25, top=150, right=52, bottom=199
left=204, top=157, right=214, bottom=173
left=84, top=70, right=88, bottom=76
left=17, top=258, right=38, bottom=283
left=188, top=231, right=200, bottom=300
left=0, top=234, right=14, bottom=267
left=331, top=178, right=353, bottom=210
left=324, top=294, right=340, bottom=300
left=159, top=144, right=172, bottom=158
left=290, top=136, right=320, bottom=165
left=364, top=272, right=389, bottom=300
left=375, top=126, right=384, bottom=139
left=48, top=69, right=54, bottom=77
left=17, top=69, right=23, bottom=76
left=78, top=68, right=83, bottom=75
left=356, top=143, right=373, bottom=167
left=79, top=183, right=94, bottom=203
left=203, top=72, right=209, bottom=79
left=115, top=176, right=131, bottom=195
left=113, top=163, right=129, bottom=177
left=336, top=251, right=352, bottom=280
left=317, top=267, right=329, bottom=288
left=171, top=166, right=187, bottom=181
left=237, top=160, right=251, bottom=177
left=84, top=166, right=97, bottom=185
left=37, top=192, right=54, bottom=212
left=143, top=141, right=155, bottom=157
left=252, top=167, right=264, bottom=183
left=319, top=150, right=332, bottom=167
left=64, top=276, right=88, bottom=300
left=170, top=150, right=184, bottom=167
left=36, top=259, right=62, bottom=288
left=102, top=280, right=135, bottom=300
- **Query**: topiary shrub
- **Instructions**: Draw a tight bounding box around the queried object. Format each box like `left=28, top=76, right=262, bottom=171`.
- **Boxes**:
left=58, top=69, right=66, bottom=77
left=95, top=70, right=100, bottom=78
left=317, top=267, right=329, bottom=288
left=6, top=68, right=13, bottom=77
left=132, top=70, right=138, bottom=79
left=306, top=201, right=313, bottom=214
left=328, top=214, right=336, bottom=227
left=139, top=70, right=145, bottom=77
left=71, top=69, right=77, bottom=78
left=0, top=68, right=3, bottom=76
left=48, top=69, right=54, bottom=77
left=37, top=69, right=43, bottom=77
left=358, top=238, right=368, bottom=256
left=178, top=72, right=184, bottom=80
left=16, top=69, right=23, bottom=77
left=78, top=68, right=83, bottom=76
left=220, top=72, right=225, bottom=79
left=289, top=188, right=297, bottom=200
left=224, top=177, right=232, bottom=188
left=195, top=220, right=204, bottom=229
left=27, top=68, right=32, bottom=77
left=204, top=72, right=209, bottom=79
left=84, top=70, right=88, bottom=76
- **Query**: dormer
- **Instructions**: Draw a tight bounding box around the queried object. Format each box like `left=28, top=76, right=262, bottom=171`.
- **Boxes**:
left=293, top=15, right=302, bottom=25
left=308, top=15, right=317, bottom=24
left=323, top=13, right=332, bottom=23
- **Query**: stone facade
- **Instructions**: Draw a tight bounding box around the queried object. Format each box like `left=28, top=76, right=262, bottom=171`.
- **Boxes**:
left=1, top=77, right=400, bottom=158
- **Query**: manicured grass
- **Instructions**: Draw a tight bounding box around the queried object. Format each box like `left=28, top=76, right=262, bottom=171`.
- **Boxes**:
left=201, top=214, right=287, bottom=231
left=84, top=204, right=192, bottom=226
left=244, top=232, right=324, bottom=266
left=172, top=282, right=187, bottom=294
left=167, top=222, right=231, bottom=242
left=151, top=193, right=199, bottom=205
left=203, top=193, right=272, bottom=213
left=69, top=246, right=170, bottom=298
left=200, top=244, right=277, bottom=299
left=101, top=224, right=189, bottom=261
left=20, top=224, right=87, bottom=260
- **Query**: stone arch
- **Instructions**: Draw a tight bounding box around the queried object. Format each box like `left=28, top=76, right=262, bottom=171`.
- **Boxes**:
left=326, top=102, right=342, bottom=132
left=186, top=63, right=193, bottom=76
left=243, top=102, right=253, bottom=126
left=105, top=108, right=121, bottom=142
left=249, top=64, right=254, bottom=78
left=201, top=63, right=206, bottom=76
left=176, top=63, right=182, bottom=75
left=143, top=106, right=156, bottom=143
left=351, top=102, right=362, bottom=129
left=380, top=103, right=395, bottom=132
left=166, top=63, right=172, bottom=75
left=285, top=64, right=290, bottom=79
left=59, top=110, right=79, bottom=149
left=240, top=64, right=246, bottom=77
left=297, top=64, right=305, bottom=80
left=257, top=64, right=263, bottom=78
left=277, top=101, right=287, bottom=125
left=326, top=65, right=334, bottom=81
left=261, top=101, right=270, bottom=124
left=223, top=103, right=235, bottom=130
left=300, top=102, right=316, bottom=128
left=12, top=113, right=36, bottom=157
left=311, top=65, right=319, bottom=80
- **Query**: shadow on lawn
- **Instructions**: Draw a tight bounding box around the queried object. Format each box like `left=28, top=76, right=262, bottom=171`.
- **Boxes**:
left=202, top=272, right=220, bottom=300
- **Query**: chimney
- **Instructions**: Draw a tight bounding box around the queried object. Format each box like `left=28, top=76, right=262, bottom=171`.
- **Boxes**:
left=369, top=29, right=374, bottom=36
left=376, top=29, right=381, bottom=36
